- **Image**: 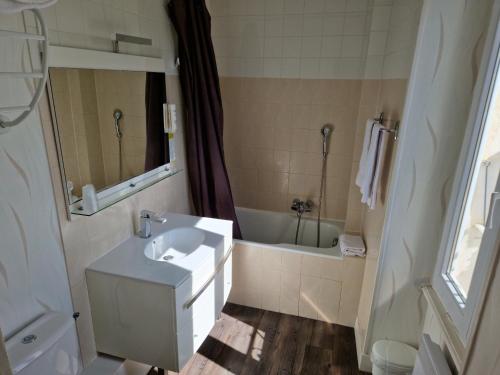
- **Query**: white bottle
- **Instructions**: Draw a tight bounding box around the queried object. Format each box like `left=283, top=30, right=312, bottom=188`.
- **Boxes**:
left=82, top=184, right=98, bottom=213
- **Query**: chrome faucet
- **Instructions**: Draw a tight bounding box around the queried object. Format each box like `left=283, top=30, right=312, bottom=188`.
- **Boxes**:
left=291, top=199, right=314, bottom=245
left=139, top=210, right=166, bottom=239
left=291, top=198, right=314, bottom=214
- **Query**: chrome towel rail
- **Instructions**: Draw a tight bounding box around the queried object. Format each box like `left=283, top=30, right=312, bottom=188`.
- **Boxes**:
left=374, top=112, right=400, bottom=141
left=0, top=8, right=49, bottom=132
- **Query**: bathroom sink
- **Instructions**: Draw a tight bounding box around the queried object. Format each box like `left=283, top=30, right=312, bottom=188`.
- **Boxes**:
left=86, top=212, right=234, bottom=371
left=144, top=227, right=206, bottom=262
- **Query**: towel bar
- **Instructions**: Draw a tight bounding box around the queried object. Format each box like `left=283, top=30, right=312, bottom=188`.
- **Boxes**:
left=374, top=112, right=400, bottom=141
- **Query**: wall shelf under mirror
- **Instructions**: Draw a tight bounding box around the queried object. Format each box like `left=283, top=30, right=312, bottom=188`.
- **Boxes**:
left=46, top=46, right=180, bottom=218
left=70, top=166, right=182, bottom=217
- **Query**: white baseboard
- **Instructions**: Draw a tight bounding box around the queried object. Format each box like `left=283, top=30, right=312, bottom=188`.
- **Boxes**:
left=82, top=355, right=151, bottom=375
left=354, top=319, right=373, bottom=373
left=359, top=352, right=373, bottom=373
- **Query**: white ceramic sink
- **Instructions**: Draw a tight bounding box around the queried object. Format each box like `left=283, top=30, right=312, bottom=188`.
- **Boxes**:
left=144, top=227, right=206, bottom=262
left=86, top=212, right=234, bottom=371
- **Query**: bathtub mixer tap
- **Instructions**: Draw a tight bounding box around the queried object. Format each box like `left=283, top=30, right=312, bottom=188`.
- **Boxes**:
left=291, top=199, right=314, bottom=245
left=291, top=198, right=314, bottom=214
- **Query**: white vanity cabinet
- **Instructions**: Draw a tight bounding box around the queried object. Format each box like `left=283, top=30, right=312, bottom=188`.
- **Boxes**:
left=174, top=250, right=233, bottom=367
left=85, top=213, right=233, bottom=371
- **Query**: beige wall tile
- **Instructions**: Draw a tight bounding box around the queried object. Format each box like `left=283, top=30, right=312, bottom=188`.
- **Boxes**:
left=281, top=251, right=302, bottom=273
left=262, top=247, right=283, bottom=270
left=299, top=275, right=322, bottom=320
left=230, top=244, right=365, bottom=327
left=262, top=290, right=281, bottom=312
left=223, top=77, right=364, bottom=220
left=280, top=271, right=301, bottom=315
left=301, top=253, right=324, bottom=277
left=261, top=269, right=282, bottom=312
left=318, top=279, right=342, bottom=323
left=272, top=172, right=290, bottom=194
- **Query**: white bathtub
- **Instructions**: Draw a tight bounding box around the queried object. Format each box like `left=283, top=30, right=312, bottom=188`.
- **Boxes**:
left=229, top=207, right=365, bottom=326
left=235, top=207, right=343, bottom=258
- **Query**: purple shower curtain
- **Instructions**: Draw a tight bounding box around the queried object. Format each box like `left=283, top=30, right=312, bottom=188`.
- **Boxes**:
left=145, top=72, right=169, bottom=172
left=168, top=0, right=242, bottom=238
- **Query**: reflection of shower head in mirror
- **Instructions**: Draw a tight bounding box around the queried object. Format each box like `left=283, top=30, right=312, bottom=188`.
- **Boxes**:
left=321, top=124, right=334, bottom=158
left=113, top=109, right=123, bottom=138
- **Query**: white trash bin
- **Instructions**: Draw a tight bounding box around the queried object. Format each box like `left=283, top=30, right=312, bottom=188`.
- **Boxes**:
left=371, top=340, right=417, bottom=375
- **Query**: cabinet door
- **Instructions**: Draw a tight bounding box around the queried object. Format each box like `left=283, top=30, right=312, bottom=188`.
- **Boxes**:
left=175, top=249, right=232, bottom=369
left=223, top=252, right=232, bottom=304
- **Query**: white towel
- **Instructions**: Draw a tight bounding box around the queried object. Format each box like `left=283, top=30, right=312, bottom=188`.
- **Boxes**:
left=356, top=120, right=377, bottom=188
left=339, top=234, right=366, bottom=257
left=356, top=120, right=388, bottom=210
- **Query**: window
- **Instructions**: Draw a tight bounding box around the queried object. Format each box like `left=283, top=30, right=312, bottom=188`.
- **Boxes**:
left=433, top=19, right=500, bottom=342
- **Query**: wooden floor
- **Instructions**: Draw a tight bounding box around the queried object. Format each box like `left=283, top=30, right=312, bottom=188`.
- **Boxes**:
left=150, top=303, right=369, bottom=375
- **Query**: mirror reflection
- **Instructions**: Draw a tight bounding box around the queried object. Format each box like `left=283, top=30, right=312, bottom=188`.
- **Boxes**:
left=48, top=68, right=169, bottom=203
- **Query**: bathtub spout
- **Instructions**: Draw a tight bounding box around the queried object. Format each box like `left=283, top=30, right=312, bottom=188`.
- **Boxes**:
left=291, top=199, right=313, bottom=214
left=291, top=199, right=313, bottom=245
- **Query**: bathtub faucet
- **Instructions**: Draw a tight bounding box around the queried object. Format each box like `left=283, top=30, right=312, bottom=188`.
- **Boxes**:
left=291, top=199, right=314, bottom=215
left=291, top=199, right=314, bottom=246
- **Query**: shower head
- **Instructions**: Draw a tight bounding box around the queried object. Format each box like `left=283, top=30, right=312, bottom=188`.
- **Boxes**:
left=113, top=109, right=123, bottom=138
left=321, top=124, right=334, bottom=158
left=321, top=124, right=333, bottom=138
left=113, top=109, right=123, bottom=121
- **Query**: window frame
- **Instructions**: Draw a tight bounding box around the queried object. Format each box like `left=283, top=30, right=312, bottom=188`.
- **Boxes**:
left=432, top=10, right=500, bottom=343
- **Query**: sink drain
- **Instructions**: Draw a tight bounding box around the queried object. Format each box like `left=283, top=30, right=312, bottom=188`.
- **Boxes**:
left=162, top=255, right=174, bottom=261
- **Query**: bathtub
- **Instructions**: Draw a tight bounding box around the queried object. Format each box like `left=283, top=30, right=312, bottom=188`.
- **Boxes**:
left=229, top=207, right=365, bottom=326
left=235, top=207, right=343, bottom=258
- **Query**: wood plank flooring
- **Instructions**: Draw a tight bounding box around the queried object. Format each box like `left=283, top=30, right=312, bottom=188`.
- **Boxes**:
left=149, top=303, right=369, bottom=375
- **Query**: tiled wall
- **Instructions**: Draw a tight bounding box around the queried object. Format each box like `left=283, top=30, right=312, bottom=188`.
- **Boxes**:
left=213, top=0, right=422, bottom=226
left=346, top=79, right=408, bottom=233
left=50, top=68, right=107, bottom=196
left=208, top=0, right=421, bottom=80
left=50, top=68, right=150, bottom=196
left=222, top=77, right=361, bottom=220
left=94, top=70, right=147, bottom=186
left=229, top=243, right=365, bottom=327
left=210, top=0, right=371, bottom=79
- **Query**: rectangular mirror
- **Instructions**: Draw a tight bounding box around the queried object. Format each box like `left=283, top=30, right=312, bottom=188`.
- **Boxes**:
left=48, top=65, right=176, bottom=217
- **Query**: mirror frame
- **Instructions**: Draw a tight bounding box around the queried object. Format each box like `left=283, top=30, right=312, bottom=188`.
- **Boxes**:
left=46, top=46, right=178, bottom=219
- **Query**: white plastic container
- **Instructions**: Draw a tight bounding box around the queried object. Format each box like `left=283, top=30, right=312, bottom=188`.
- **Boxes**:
left=371, top=340, right=417, bottom=375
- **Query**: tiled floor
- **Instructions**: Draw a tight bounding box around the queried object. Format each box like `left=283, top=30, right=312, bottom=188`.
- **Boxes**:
left=149, top=303, right=369, bottom=375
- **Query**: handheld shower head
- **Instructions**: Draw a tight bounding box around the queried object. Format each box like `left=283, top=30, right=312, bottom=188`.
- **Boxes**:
left=321, top=124, right=334, bottom=158
left=321, top=124, right=333, bottom=138
left=113, top=109, right=123, bottom=138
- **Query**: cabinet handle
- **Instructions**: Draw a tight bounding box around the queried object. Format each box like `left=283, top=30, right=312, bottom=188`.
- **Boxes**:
left=486, top=192, right=500, bottom=229
left=183, top=246, right=233, bottom=310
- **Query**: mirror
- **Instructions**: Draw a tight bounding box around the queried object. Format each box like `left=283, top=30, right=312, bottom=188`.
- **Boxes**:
left=48, top=67, right=172, bottom=215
